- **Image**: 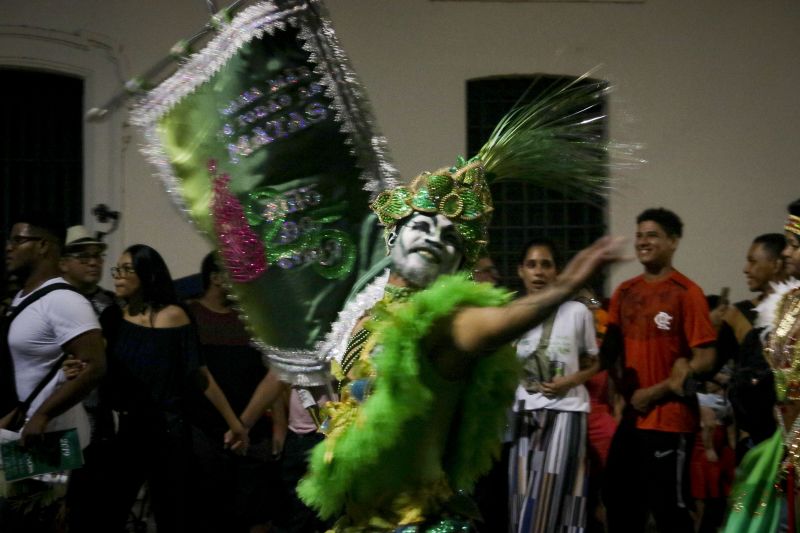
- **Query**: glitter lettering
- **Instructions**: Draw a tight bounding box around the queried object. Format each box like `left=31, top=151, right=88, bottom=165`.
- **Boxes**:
left=217, top=66, right=331, bottom=162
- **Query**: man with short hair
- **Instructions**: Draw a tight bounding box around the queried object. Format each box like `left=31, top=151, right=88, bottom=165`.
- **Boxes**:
left=604, top=207, right=717, bottom=532
left=59, top=225, right=116, bottom=316
left=0, top=214, right=107, bottom=530
left=1, top=215, right=105, bottom=445
left=723, top=233, right=787, bottom=344
left=57, top=226, right=117, bottom=523
left=726, top=234, right=788, bottom=459
left=58, top=225, right=116, bottom=440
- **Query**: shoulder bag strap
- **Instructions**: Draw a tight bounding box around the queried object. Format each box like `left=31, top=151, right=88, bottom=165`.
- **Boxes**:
left=521, top=311, right=557, bottom=392
left=5, top=282, right=84, bottom=410
left=6, top=283, right=81, bottom=322
left=531, top=311, right=557, bottom=380
left=17, top=353, right=71, bottom=413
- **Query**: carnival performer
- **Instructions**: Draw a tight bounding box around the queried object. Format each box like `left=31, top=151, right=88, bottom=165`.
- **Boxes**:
left=509, top=238, right=600, bottom=533
left=296, top=206, right=622, bottom=532
left=126, top=4, right=633, bottom=531
left=723, top=198, right=800, bottom=532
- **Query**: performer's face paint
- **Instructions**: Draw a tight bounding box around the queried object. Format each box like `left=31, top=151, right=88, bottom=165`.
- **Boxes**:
left=390, top=213, right=463, bottom=288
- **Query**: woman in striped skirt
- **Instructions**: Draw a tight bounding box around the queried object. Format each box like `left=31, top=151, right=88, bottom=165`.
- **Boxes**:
left=511, top=239, right=601, bottom=533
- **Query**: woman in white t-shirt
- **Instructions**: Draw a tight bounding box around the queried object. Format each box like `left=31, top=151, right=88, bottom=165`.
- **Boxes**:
left=510, top=239, right=600, bottom=533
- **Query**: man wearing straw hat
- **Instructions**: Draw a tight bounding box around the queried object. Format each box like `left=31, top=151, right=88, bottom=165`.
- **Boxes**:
left=60, top=225, right=116, bottom=317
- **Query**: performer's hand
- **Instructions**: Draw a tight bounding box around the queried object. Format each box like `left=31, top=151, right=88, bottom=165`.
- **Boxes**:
left=705, top=448, right=719, bottom=462
left=558, top=236, right=629, bottom=292
left=709, top=302, right=729, bottom=330
left=0, top=408, right=17, bottom=430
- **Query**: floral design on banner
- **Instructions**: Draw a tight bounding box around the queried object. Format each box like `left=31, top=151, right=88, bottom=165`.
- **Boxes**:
left=240, top=185, right=356, bottom=279
left=210, top=160, right=267, bottom=282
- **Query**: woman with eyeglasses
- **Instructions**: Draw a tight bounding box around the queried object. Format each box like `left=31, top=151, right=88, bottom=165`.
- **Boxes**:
left=70, top=244, right=248, bottom=532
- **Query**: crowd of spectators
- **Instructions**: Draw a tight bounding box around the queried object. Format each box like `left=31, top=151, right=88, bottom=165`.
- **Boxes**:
left=1, top=202, right=797, bottom=533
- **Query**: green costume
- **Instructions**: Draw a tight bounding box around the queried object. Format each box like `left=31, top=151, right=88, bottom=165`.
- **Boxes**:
left=724, top=430, right=784, bottom=532
left=297, top=275, right=519, bottom=531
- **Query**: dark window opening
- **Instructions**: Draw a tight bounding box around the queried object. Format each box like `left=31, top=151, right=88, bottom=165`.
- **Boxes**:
left=0, top=68, right=84, bottom=287
left=467, top=75, right=607, bottom=294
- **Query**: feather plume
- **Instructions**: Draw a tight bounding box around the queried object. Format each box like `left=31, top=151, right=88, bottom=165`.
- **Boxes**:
left=476, top=72, right=615, bottom=198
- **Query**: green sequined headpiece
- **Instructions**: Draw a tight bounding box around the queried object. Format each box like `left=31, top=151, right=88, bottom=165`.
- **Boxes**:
left=371, top=157, right=493, bottom=265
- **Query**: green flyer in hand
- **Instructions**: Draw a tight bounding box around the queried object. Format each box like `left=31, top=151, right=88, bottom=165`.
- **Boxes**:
left=0, top=428, right=83, bottom=482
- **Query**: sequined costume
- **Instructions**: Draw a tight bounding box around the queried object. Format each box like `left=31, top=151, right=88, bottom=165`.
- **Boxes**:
left=724, top=279, right=800, bottom=532
left=297, top=275, right=519, bottom=532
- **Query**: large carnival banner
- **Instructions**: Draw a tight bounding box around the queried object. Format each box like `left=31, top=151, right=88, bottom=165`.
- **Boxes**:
left=131, top=0, right=397, bottom=380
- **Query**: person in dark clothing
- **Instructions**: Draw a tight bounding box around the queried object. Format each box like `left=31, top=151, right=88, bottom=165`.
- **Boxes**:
left=722, top=233, right=787, bottom=345
left=728, top=328, right=777, bottom=462
left=720, top=234, right=786, bottom=462
left=67, top=244, right=246, bottom=532
left=186, top=252, right=286, bottom=533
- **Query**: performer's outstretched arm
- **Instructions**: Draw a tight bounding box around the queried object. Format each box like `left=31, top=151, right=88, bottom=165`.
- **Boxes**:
left=449, top=237, right=626, bottom=356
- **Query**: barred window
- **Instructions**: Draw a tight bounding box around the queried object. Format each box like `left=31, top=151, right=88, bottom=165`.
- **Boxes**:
left=0, top=68, right=83, bottom=280
left=467, top=75, right=607, bottom=292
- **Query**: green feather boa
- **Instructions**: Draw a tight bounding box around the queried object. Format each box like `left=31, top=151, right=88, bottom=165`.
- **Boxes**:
left=297, top=274, right=520, bottom=522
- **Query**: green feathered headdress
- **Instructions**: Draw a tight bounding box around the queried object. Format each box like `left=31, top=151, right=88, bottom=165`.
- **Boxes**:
left=371, top=74, right=612, bottom=266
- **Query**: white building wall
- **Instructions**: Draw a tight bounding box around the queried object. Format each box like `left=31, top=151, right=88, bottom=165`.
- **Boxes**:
left=2, top=0, right=798, bottom=301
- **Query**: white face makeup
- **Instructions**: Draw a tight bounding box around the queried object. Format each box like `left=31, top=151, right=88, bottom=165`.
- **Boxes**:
left=390, top=213, right=464, bottom=288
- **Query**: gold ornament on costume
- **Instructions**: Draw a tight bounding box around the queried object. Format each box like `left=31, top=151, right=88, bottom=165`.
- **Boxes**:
left=785, top=214, right=800, bottom=237
left=764, top=287, right=800, bottom=486
left=764, top=288, right=800, bottom=402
